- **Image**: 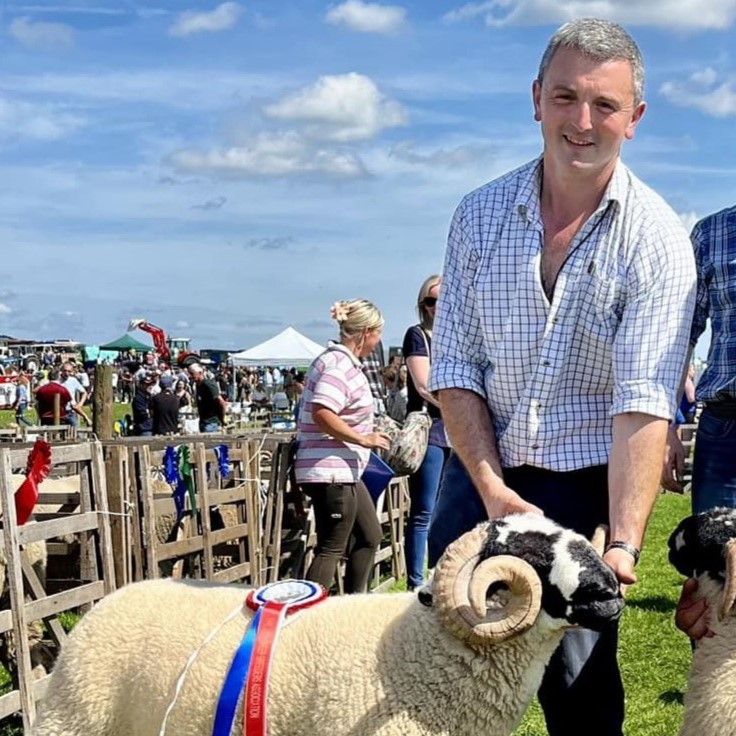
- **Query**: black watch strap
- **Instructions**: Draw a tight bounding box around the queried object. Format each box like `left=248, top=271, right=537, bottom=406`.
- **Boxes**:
left=605, top=541, right=640, bottom=565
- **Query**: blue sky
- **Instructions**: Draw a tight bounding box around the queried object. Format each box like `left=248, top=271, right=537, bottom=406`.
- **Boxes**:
left=0, top=0, right=734, bottom=355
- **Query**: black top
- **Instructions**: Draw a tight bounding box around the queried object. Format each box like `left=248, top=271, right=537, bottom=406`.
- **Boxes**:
left=402, top=325, right=440, bottom=420
left=151, top=391, right=181, bottom=435
left=131, top=387, right=152, bottom=434
left=195, top=378, right=222, bottom=424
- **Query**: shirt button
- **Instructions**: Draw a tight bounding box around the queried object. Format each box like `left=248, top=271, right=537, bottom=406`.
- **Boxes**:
left=542, top=360, right=551, bottom=367
left=531, top=444, right=540, bottom=450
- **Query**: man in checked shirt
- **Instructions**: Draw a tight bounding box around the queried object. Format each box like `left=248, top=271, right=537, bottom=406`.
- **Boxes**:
left=426, top=18, right=696, bottom=736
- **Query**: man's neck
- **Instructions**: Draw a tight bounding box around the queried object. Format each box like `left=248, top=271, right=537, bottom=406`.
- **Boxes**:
left=540, top=159, right=616, bottom=225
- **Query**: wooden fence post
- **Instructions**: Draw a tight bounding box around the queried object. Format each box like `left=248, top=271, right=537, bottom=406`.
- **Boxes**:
left=93, top=364, right=114, bottom=440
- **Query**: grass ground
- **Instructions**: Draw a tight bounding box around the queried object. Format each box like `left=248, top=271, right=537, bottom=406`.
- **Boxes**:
left=0, top=404, right=131, bottom=430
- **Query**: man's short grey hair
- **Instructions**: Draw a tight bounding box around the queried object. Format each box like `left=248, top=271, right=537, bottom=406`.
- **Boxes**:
left=188, top=363, right=204, bottom=374
left=537, top=18, right=644, bottom=106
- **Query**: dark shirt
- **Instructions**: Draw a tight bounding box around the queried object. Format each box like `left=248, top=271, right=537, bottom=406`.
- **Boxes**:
left=132, top=387, right=153, bottom=434
left=402, top=325, right=447, bottom=447
left=35, top=381, right=73, bottom=422
left=151, top=391, right=180, bottom=435
left=195, top=378, right=222, bottom=424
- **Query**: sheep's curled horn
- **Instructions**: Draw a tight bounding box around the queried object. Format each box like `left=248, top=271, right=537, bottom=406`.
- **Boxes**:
left=432, top=524, right=543, bottom=645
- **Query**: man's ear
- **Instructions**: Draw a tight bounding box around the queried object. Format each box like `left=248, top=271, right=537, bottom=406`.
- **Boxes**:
left=624, top=101, right=646, bottom=141
left=532, top=80, right=543, bottom=122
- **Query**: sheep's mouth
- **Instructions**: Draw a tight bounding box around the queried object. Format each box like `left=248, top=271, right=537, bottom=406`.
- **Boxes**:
left=571, top=598, right=625, bottom=630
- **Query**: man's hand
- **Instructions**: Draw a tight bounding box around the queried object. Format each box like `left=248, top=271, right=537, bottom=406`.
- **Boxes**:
left=675, top=577, right=714, bottom=641
left=482, top=486, right=543, bottom=519
left=603, top=547, right=638, bottom=594
left=661, top=426, right=686, bottom=493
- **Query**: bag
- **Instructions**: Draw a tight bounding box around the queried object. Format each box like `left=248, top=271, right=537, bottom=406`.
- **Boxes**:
left=362, top=451, right=396, bottom=502
left=374, top=411, right=431, bottom=476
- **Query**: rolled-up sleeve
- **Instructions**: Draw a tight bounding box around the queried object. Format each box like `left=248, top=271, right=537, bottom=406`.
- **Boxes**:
left=429, top=197, right=489, bottom=397
left=610, top=222, right=697, bottom=419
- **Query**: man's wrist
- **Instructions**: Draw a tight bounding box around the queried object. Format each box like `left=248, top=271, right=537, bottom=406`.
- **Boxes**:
left=605, top=541, right=641, bottom=566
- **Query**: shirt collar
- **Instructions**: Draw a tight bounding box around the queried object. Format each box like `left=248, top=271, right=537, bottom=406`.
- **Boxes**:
left=326, top=340, right=363, bottom=369
left=515, top=155, right=628, bottom=223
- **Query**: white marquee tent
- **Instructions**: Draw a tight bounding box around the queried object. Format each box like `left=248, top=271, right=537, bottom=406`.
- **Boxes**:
left=230, top=326, right=325, bottom=367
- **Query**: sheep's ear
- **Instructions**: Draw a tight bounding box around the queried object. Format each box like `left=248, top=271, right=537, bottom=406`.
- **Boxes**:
left=590, top=525, right=609, bottom=557
left=718, top=540, right=736, bottom=622
left=668, top=516, right=697, bottom=577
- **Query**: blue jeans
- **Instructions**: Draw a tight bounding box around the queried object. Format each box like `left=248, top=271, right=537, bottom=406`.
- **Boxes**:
left=405, top=444, right=449, bottom=589
left=428, top=453, right=624, bottom=736
left=15, top=402, right=32, bottom=426
left=200, top=419, right=221, bottom=433
left=691, top=407, right=736, bottom=514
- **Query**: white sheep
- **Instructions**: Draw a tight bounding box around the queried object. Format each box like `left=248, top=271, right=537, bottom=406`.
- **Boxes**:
left=669, top=507, right=736, bottom=736
left=32, top=513, right=624, bottom=736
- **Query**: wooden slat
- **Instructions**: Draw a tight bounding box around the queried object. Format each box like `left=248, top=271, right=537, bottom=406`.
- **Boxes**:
left=0, top=689, right=21, bottom=721
left=16, top=512, right=99, bottom=544
left=139, top=445, right=159, bottom=579
left=25, top=581, right=105, bottom=621
left=0, top=607, right=14, bottom=635
left=91, top=440, right=116, bottom=594
left=195, top=443, right=214, bottom=581
left=7, top=442, right=92, bottom=468
left=210, top=523, right=250, bottom=545
left=155, top=535, right=205, bottom=561
left=213, top=562, right=253, bottom=584
left=21, top=555, right=66, bottom=647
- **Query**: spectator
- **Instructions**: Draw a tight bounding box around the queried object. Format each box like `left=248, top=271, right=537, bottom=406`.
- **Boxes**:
left=175, top=379, right=191, bottom=409
left=188, top=363, right=227, bottom=433
left=60, top=362, right=90, bottom=427
left=13, top=375, right=33, bottom=426
left=35, top=368, right=74, bottom=426
left=131, top=376, right=154, bottom=436
left=295, top=299, right=391, bottom=593
left=151, top=374, right=180, bottom=435
left=402, top=274, right=450, bottom=591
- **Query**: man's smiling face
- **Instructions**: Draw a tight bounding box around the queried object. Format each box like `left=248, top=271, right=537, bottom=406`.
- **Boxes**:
left=532, top=46, right=645, bottom=181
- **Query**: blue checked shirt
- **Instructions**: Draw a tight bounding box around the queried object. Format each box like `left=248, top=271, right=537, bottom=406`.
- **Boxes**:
left=690, top=205, right=736, bottom=403
left=429, top=157, right=697, bottom=471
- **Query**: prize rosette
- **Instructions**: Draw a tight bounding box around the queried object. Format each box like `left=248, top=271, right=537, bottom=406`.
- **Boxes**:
left=213, top=581, right=327, bottom=736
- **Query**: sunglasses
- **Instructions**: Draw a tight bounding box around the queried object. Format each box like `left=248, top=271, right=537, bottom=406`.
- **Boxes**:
left=422, top=297, right=438, bottom=307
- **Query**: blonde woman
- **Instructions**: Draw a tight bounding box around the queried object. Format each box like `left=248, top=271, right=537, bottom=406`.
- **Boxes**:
left=295, top=299, right=391, bottom=593
left=402, top=274, right=449, bottom=590
left=14, top=374, right=33, bottom=426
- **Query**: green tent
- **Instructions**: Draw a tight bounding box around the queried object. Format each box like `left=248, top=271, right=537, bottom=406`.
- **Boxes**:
left=98, top=333, right=154, bottom=352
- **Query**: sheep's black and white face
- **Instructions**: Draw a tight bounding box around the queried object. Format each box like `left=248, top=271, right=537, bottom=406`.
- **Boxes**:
left=481, top=514, right=624, bottom=630
left=669, top=507, right=736, bottom=583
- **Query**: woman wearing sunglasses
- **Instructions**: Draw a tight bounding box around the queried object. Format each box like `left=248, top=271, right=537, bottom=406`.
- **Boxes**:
left=401, top=275, right=450, bottom=591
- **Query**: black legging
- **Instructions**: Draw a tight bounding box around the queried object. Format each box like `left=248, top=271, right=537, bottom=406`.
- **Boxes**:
left=302, top=481, right=382, bottom=593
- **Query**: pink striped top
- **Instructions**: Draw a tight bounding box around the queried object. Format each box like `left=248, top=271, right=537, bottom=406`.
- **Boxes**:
left=295, top=344, right=373, bottom=484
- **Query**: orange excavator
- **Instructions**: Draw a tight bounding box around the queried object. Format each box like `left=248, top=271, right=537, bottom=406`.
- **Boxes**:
left=127, top=319, right=200, bottom=367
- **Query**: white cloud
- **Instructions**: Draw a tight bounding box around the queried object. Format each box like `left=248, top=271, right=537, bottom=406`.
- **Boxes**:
left=325, top=0, right=407, bottom=34
left=390, top=141, right=496, bottom=168
left=442, top=0, right=736, bottom=30
left=0, top=96, right=85, bottom=140
left=678, top=211, right=700, bottom=232
left=8, top=16, right=74, bottom=49
left=264, top=73, right=407, bottom=142
left=0, top=303, right=12, bottom=315
left=660, top=68, right=736, bottom=117
left=167, top=131, right=368, bottom=178
left=168, top=2, right=242, bottom=37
